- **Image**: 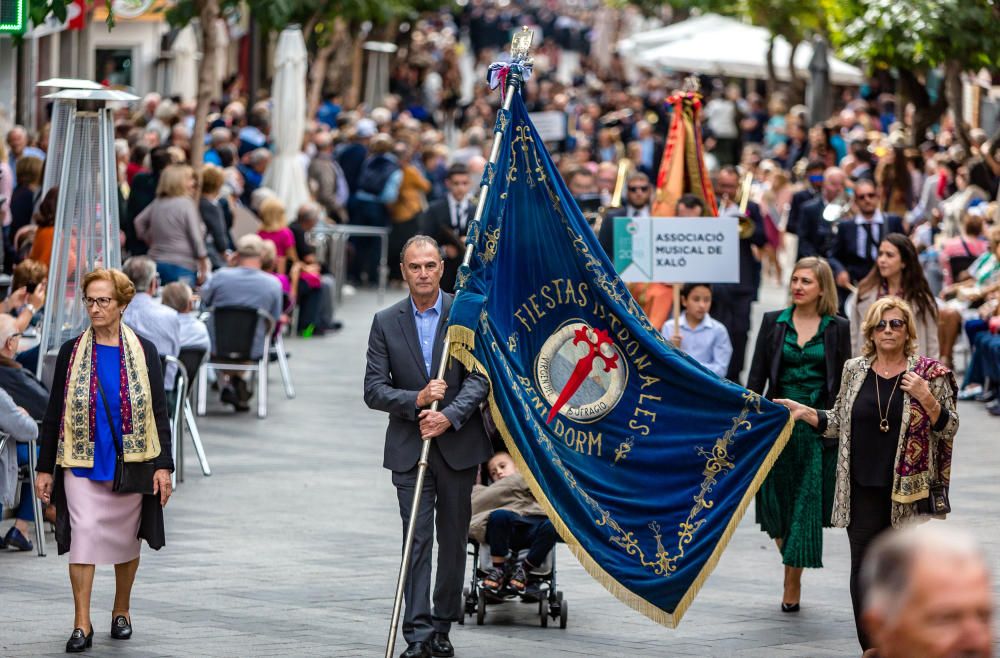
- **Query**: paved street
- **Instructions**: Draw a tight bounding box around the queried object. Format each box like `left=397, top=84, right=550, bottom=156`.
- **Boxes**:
left=3, top=284, right=999, bottom=658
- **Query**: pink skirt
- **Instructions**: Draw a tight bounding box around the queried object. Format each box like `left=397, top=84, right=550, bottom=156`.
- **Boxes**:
left=64, top=469, right=142, bottom=565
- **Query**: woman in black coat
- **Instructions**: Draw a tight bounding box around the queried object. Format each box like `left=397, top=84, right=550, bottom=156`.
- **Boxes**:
left=747, top=256, right=851, bottom=612
left=35, top=268, right=173, bottom=653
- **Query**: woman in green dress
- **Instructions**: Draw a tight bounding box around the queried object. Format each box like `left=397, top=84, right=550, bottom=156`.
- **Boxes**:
left=747, top=257, right=851, bottom=611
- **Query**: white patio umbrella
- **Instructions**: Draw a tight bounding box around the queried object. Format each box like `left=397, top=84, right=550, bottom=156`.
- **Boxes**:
left=617, top=14, right=743, bottom=57
left=170, top=25, right=199, bottom=103
left=634, top=21, right=864, bottom=86
left=263, top=27, right=311, bottom=219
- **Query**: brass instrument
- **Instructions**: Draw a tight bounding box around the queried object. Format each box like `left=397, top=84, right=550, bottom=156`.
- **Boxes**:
left=609, top=158, right=633, bottom=209
left=736, top=172, right=755, bottom=239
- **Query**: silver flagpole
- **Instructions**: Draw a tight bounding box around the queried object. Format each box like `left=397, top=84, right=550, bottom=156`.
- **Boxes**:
left=384, top=27, right=535, bottom=658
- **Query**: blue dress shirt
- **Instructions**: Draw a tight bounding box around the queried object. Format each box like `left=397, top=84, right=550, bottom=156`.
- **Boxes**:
left=661, top=313, right=733, bottom=378
left=411, top=292, right=443, bottom=377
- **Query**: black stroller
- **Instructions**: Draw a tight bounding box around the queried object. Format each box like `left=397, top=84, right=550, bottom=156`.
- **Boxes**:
left=460, top=539, right=568, bottom=628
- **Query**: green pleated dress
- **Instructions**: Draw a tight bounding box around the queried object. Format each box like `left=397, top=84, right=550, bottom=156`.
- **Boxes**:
left=755, top=308, right=837, bottom=568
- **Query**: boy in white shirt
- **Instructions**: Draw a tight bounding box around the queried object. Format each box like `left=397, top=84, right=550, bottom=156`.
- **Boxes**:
left=662, top=283, right=733, bottom=378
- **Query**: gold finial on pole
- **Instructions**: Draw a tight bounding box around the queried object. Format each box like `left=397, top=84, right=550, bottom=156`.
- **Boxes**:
left=511, top=26, right=534, bottom=61
left=681, top=75, right=700, bottom=93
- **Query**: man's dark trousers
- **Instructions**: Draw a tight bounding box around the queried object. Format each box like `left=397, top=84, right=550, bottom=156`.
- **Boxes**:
left=392, top=442, right=477, bottom=643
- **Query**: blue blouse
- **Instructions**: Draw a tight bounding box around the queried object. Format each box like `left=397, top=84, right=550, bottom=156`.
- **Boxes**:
left=71, top=344, right=122, bottom=481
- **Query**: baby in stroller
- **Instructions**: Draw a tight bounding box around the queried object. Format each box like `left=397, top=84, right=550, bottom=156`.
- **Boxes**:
left=470, top=452, right=557, bottom=596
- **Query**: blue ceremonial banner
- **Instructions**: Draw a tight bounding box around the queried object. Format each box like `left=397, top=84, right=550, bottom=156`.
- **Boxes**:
left=446, top=91, right=793, bottom=626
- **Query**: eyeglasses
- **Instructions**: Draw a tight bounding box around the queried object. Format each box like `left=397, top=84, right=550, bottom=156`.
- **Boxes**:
left=628, top=186, right=649, bottom=192
left=875, top=318, right=906, bottom=331
left=84, top=296, right=114, bottom=308
left=5, top=332, right=22, bottom=342
left=856, top=193, right=877, bottom=200
left=406, top=262, right=440, bottom=274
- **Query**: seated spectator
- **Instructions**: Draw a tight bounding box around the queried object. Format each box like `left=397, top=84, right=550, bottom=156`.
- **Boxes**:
left=238, top=148, right=271, bottom=207
left=8, top=155, right=43, bottom=237
left=938, top=211, right=989, bottom=287
left=0, top=314, right=49, bottom=418
left=860, top=524, right=993, bottom=658
left=470, top=452, right=557, bottom=596
left=28, top=188, right=76, bottom=275
left=257, top=197, right=299, bottom=276
left=0, top=386, right=40, bottom=552
left=290, top=203, right=341, bottom=332
left=121, top=256, right=181, bottom=389
left=199, top=235, right=283, bottom=411
left=134, top=164, right=210, bottom=285
left=10, top=258, right=46, bottom=328
left=661, top=283, right=732, bottom=378
left=199, top=164, right=234, bottom=269
left=2, top=267, right=46, bottom=335
left=160, top=282, right=210, bottom=352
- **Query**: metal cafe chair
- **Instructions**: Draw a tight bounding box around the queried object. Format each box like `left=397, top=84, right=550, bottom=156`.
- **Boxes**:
left=0, top=428, right=46, bottom=556
left=196, top=306, right=276, bottom=419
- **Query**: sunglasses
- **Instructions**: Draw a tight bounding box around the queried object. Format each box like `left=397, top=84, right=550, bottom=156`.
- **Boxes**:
left=875, top=319, right=906, bottom=331
left=628, top=186, right=649, bottom=192
left=856, top=193, right=877, bottom=200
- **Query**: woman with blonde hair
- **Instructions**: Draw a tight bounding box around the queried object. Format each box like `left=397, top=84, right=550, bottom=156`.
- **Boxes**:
left=747, top=257, right=851, bottom=612
left=35, top=268, right=173, bottom=652
left=256, top=196, right=299, bottom=277
left=777, top=296, right=958, bottom=652
left=134, top=164, right=209, bottom=285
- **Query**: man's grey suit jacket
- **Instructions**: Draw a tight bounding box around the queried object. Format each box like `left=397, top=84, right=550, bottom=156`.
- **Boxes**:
left=364, top=292, right=492, bottom=473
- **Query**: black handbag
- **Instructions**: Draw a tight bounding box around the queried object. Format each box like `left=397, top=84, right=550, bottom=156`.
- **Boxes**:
left=96, top=377, right=156, bottom=496
left=917, top=480, right=951, bottom=516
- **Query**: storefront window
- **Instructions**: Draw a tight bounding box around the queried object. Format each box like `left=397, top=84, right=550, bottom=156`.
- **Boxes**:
left=96, top=48, right=133, bottom=88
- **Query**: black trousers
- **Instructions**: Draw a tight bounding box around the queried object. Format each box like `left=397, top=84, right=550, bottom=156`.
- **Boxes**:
left=391, top=442, right=477, bottom=644
left=712, top=286, right=754, bottom=384
left=846, top=482, right=893, bottom=651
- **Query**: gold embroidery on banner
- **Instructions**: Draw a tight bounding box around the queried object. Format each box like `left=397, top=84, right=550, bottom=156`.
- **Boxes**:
left=480, top=227, right=501, bottom=265
left=613, top=436, right=634, bottom=464
left=507, top=333, right=518, bottom=354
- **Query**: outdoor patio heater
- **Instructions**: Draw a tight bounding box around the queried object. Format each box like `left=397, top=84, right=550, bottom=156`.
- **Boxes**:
left=35, top=87, right=138, bottom=385
left=35, top=78, right=106, bottom=196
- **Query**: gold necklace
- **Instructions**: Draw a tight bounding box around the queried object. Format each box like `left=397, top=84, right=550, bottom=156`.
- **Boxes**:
left=875, top=370, right=902, bottom=433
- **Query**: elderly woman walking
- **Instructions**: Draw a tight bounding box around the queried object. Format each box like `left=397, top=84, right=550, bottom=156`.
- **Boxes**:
left=34, top=268, right=173, bottom=653
left=777, top=297, right=959, bottom=653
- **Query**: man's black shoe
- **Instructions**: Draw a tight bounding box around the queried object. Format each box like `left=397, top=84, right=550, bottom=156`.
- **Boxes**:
left=220, top=386, right=250, bottom=412
left=399, top=641, right=430, bottom=658
left=429, top=632, right=454, bottom=657
left=232, top=377, right=251, bottom=403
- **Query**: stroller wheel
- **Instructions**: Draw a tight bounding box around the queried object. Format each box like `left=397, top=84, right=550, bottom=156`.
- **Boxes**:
left=476, top=589, right=486, bottom=625
left=559, top=600, right=568, bottom=629
left=539, top=597, right=549, bottom=627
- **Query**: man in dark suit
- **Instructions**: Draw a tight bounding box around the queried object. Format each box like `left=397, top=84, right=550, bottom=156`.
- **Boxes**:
left=419, top=164, right=473, bottom=294
left=796, top=167, right=847, bottom=260
left=364, top=235, right=492, bottom=658
left=785, top=160, right=825, bottom=236
left=827, top=179, right=906, bottom=303
left=598, top=171, right=653, bottom=260
left=712, top=166, right=768, bottom=384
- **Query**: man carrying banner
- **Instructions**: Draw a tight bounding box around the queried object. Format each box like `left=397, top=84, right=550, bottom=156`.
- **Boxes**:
left=364, top=235, right=492, bottom=658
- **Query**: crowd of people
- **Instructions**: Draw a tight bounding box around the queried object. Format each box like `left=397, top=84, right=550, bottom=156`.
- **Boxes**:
left=0, top=2, right=997, bottom=656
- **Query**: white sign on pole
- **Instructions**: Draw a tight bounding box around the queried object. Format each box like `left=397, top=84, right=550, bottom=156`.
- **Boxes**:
left=528, top=111, right=567, bottom=143
left=612, top=216, right=740, bottom=283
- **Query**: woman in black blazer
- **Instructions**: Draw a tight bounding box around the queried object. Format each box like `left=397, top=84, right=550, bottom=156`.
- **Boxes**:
left=747, top=256, right=851, bottom=612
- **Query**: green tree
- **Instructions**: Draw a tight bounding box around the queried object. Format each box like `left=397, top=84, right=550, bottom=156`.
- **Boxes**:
left=833, top=0, right=1000, bottom=145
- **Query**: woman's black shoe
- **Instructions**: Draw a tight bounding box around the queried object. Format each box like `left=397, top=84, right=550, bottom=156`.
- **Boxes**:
left=110, top=615, right=132, bottom=640
left=65, top=626, right=93, bottom=653
left=781, top=602, right=800, bottom=612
